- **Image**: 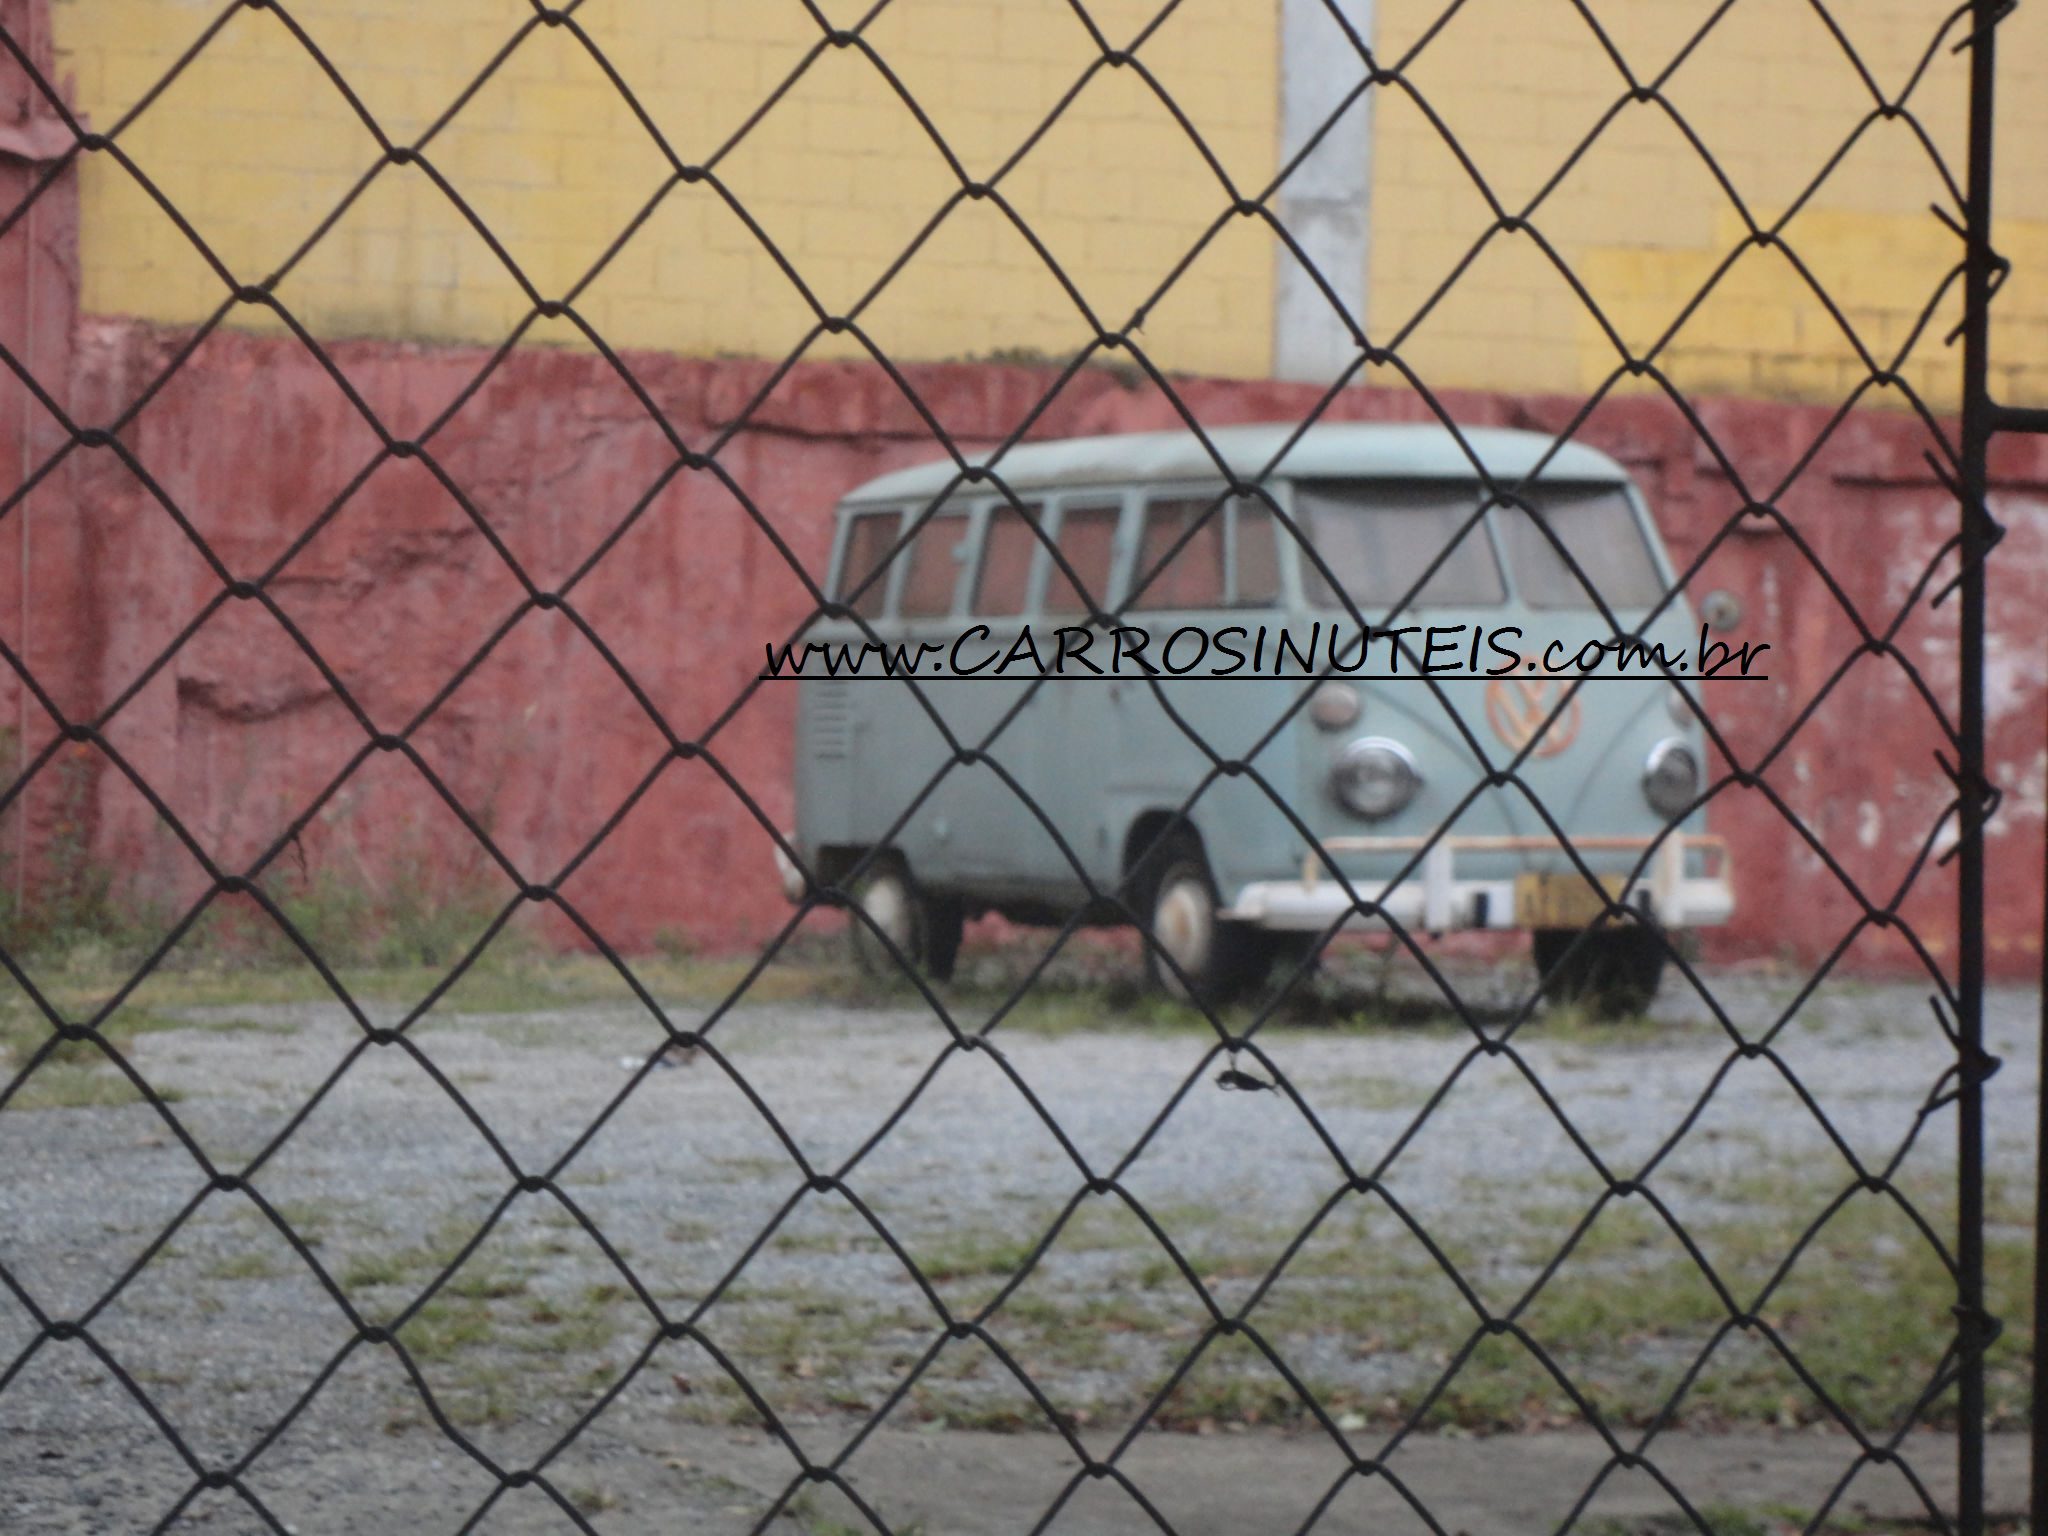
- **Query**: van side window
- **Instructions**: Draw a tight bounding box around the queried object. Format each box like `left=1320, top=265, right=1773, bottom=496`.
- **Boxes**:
left=838, top=511, right=900, bottom=619
left=1131, top=497, right=1224, bottom=610
left=1043, top=503, right=1120, bottom=616
left=1298, top=481, right=1505, bottom=611
left=1497, top=487, right=1665, bottom=609
left=972, top=502, right=1046, bottom=617
left=1233, top=499, right=1279, bottom=606
left=898, top=508, right=969, bottom=619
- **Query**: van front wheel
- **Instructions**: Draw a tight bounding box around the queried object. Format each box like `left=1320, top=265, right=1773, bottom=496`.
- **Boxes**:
left=1143, top=850, right=1271, bottom=1004
left=1532, top=926, right=1666, bottom=1018
left=924, top=896, right=964, bottom=984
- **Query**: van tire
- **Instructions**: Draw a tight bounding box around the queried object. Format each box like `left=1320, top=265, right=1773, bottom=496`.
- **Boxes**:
left=925, top=896, right=964, bottom=983
left=1140, top=843, right=1271, bottom=1004
left=1268, top=931, right=1323, bottom=987
left=848, top=856, right=965, bottom=984
left=1532, top=925, right=1666, bottom=1018
left=849, top=858, right=925, bottom=980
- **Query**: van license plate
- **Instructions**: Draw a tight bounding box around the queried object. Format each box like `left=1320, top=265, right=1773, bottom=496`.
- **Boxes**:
left=1514, top=872, right=1628, bottom=929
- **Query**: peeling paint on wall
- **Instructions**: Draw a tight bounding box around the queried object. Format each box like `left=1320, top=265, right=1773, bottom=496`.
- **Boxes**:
left=4, top=322, right=2042, bottom=977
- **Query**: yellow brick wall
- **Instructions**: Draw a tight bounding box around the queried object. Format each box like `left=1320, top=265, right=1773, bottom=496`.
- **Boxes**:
left=47, top=0, right=2048, bottom=407
left=1370, top=0, right=2048, bottom=408
left=49, top=0, right=1281, bottom=378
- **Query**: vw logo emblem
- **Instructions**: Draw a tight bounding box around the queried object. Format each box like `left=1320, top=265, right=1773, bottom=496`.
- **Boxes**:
left=1484, top=666, right=1583, bottom=758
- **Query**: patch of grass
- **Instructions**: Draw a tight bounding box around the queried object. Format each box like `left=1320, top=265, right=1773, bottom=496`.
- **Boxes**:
left=0, top=883, right=869, bottom=1053
left=443, top=1261, right=529, bottom=1302
left=565, top=1483, right=620, bottom=1516
left=864, top=1174, right=2035, bottom=1440
left=904, top=1386, right=1051, bottom=1434
left=917, top=1231, right=1043, bottom=1284
left=998, top=1290, right=1166, bottom=1336
left=0, top=749, right=163, bottom=963
left=713, top=1155, right=794, bottom=1182
left=981, top=1289, right=1188, bottom=1386
left=511, top=1282, right=631, bottom=1357
left=1255, top=1268, right=1451, bottom=1348
left=1318, top=1073, right=1433, bottom=1113
left=181, top=1015, right=300, bottom=1036
left=441, top=1373, right=522, bottom=1429
left=338, top=1213, right=548, bottom=1301
left=991, top=984, right=1218, bottom=1039
left=269, top=1200, right=336, bottom=1250
left=1504, top=998, right=1675, bottom=1048
left=398, top=1297, right=495, bottom=1361
left=1369, top=1188, right=2030, bottom=1436
left=0, top=1003, right=207, bottom=1110
left=245, top=839, right=508, bottom=973
left=718, top=1295, right=910, bottom=1388
left=385, top=1272, right=637, bottom=1426
left=4, top=1059, right=186, bottom=1111
left=206, top=1249, right=285, bottom=1282
left=341, top=1251, right=419, bottom=1290
left=1414, top=1333, right=1569, bottom=1431
left=1152, top=1373, right=1332, bottom=1432
left=784, top=1488, right=928, bottom=1536
left=773, top=1226, right=880, bottom=1255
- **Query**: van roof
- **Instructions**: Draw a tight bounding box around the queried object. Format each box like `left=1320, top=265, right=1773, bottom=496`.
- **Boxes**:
left=842, top=422, right=1631, bottom=505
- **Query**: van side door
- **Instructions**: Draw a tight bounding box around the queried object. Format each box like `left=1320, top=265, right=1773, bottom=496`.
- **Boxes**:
left=941, top=496, right=1054, bottom=891
left=1025, top=495, right=1127, bottom=896
left=1106, top=489, right=1233, bottom=844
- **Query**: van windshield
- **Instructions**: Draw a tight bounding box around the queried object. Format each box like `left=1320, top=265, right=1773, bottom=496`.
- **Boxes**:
left=1299, top=479, right=1665, bottom=612
left=1298, top=481, right=1505, bottom=610
left=1494, top=485, right=1665, bottom=609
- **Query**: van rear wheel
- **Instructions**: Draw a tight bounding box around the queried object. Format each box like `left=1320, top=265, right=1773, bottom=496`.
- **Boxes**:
left=848, top=859, right=920, bottom=979
left=1142, top=845, right=1272, bottom=1004
left=1532, top=925, right=1666, bottom=1018
left=847, top=856, right=963, bottom=984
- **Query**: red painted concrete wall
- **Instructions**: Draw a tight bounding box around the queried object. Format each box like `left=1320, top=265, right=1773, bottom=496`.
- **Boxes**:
left=6, top=310, right=2043, bottom=982
left=0, top=0, right=2038, bottom=985
left=0, top=0, right=89, bottom=936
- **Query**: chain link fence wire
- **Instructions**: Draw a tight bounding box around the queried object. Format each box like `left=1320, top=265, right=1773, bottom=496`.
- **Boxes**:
left=0, top=0, right=2020, bottom=1532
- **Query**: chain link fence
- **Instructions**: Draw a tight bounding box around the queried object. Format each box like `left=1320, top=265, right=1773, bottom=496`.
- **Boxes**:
left=0, top=0, right=2030, bottom=1532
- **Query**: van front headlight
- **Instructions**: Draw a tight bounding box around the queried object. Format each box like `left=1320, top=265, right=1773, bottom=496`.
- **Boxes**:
left=1332, top=738, right=1421, bottom=820
left=1643, top=738, right=1699, bottom=819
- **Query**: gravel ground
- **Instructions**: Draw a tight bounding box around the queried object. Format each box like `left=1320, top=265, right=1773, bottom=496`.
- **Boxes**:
left=0, top=959, right=2035, bottom=1535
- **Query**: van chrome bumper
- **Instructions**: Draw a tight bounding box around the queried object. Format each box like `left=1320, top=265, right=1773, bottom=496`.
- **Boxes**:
left=1219, top=833, right=1733, bottom=932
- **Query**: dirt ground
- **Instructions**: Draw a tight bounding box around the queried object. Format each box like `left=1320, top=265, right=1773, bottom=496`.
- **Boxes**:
left=3, top=1418, right=2031, bottom=1535
left=0, top=953, right=2035, bottom=1534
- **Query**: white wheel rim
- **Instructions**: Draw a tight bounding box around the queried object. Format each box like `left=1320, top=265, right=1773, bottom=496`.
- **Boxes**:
left=860, top=875, right=914, bottom=954
left=1153, top=875, right=1213, bottom=990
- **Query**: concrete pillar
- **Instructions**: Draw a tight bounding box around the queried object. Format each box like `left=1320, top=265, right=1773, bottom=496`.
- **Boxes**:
left=1273, top=0, right=1375, bottom=383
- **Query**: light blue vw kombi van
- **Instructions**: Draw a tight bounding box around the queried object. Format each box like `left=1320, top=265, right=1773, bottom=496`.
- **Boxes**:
left=777, top=423, right=1734, bottom=1013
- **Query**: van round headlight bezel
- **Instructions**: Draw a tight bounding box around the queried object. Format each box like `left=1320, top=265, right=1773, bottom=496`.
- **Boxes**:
left=1308, top=681, right=1362, bottom=732
left=1643, top=737, right=1700, bottom=819
left=1332, top=737, right=1422, bottom=821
